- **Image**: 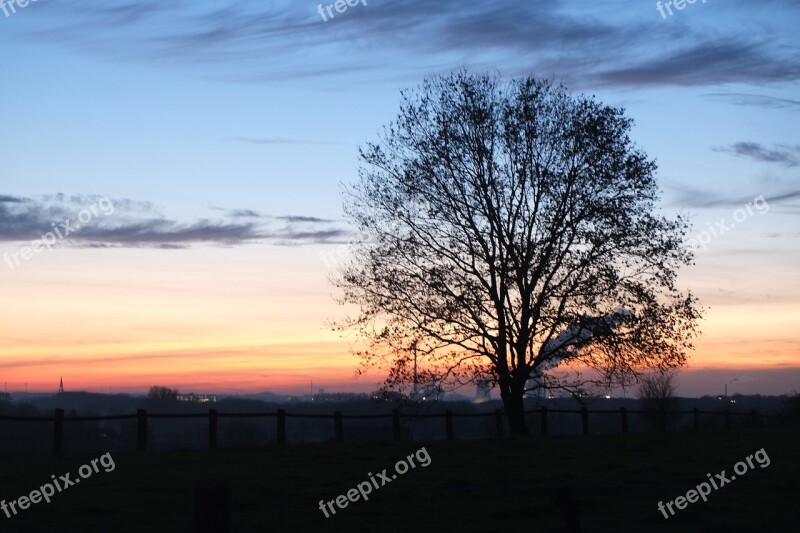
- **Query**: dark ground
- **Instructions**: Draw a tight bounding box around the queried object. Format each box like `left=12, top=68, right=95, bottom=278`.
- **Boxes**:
left=0, top=427, right=797, bottom=532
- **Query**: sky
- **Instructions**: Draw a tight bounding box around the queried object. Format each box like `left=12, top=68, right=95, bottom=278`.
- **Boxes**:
left=0, top=0, right=798, bottom=397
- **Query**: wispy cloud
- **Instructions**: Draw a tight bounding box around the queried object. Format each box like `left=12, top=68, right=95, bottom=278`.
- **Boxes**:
left=668, top=185, right=800, bottom=209
left=229, top=136, right=341, bottom=146
left=594, top=40, right=800, bottom=87
left=0, top=194, right=350, bottom=247
left=703, top=92, right=800, bottom=111
left=17, top=0, right=800, bottom=89
left=713, top=142, right=800, bottom=167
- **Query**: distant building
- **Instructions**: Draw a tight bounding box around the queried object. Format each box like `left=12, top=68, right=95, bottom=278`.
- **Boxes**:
left=176, top=393, right=217, bottom=403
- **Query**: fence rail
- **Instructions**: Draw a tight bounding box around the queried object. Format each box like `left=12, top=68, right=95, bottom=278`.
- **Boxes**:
left=0, top=407, right=784, bottom=456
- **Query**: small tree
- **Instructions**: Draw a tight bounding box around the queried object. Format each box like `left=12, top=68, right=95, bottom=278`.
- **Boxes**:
left=148, top=386, right=179, bottom=402
left=784, top=390, right=800, bottom=426
left=637, top=372, right=678, bottom=430
left=0, top=392, right=10, bottom=415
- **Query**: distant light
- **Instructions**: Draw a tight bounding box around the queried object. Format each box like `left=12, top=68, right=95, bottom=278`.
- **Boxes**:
left=605, top=395, right=611, bottom=399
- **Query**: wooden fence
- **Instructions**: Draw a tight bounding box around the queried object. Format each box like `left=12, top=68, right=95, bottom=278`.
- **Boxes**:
left=0, top=407, right=784, bottom=455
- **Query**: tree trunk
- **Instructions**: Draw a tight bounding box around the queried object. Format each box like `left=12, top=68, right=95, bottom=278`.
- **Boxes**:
left=500, top=381, right=530, bottom=436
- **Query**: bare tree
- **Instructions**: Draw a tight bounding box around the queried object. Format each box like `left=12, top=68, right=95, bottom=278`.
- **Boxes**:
left=637, top=372, right=679, bottom=430
left=333, top=71, right=701, bottom=436
left=148, top=386, right=179, bottom=402
left=784, top=390, right=800, bottom=426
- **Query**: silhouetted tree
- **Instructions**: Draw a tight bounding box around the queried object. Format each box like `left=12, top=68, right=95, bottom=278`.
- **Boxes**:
left=784, top=390, right=800, bottom=426
left=148, top=386, right=179, bottom=402
left=333, top=71, right=701, bottom=436
left=0, top=392, right=10, bottom=415
left=637, top=372, right=678, bottom=430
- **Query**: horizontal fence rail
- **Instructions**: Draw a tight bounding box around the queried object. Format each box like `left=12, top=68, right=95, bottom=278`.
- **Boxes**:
left=0, top=407, right=785, bottom=456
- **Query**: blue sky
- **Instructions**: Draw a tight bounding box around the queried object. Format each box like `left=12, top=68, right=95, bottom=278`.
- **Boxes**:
left=1, top=0, right=798, bottom=395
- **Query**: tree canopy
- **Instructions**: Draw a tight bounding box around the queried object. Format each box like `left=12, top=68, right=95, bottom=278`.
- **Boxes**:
left=333, top=71, right=701, bottom=435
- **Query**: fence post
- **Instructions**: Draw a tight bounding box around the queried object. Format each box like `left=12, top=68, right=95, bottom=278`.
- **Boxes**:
left=208, top=409, right=218, bottom=449
left=724, top=409, right=731, bottom=430
left=581, top=407, right=589, bottom=435
left=392, top=409, right=401, bottom=441
left=137, top=409, right=148, bottom=452
left=445, top=410, right=454, bottom=441
left=620, top=407, right=628, bottom=435
left=495, top=409, right=504, bottom=438
left=53, top=408, right=64, bottom=455
left=693, top=408, right=700, bottom=429
left=334, top=411, right=344, bottom=443
left=541, top=406, right=548, bottom=436
left=276, top=409, right=286, bottom=444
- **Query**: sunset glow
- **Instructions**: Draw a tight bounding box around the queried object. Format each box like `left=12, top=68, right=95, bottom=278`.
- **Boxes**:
left=1, top=0, right=798, bottom=398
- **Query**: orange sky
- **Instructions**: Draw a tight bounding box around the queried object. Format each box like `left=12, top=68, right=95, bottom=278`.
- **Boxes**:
left=1, top=240, right=798, bottom=397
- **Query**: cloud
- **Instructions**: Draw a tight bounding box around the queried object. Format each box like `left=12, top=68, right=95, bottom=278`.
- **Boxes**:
left=226, top=209, right=262, bottom=218
left=0, top=195, right=28, bottom=203
left=713, top=142, right=800, bottom=167
left=0, top=194, right=350, bottom=248
left=595, top=40, right=800, bottom=87
left=703, top=92, right=800, bottom=111
left=208, top=207, right=338, bottom=224
left=16, top=0, right=800, bottom=89
left=668, top=185, right=800, bottom=209
left=275, top=215, right=335, bottom=223
left=230, top=137, right=341, bottom=146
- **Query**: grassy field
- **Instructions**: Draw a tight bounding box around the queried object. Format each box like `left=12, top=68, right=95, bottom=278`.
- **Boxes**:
left=0, top=428, right=797, bottom=532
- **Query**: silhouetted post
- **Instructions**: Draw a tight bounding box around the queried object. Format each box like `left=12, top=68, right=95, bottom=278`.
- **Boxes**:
left=495, top=409, right=504, bottom=438
left=53, top=408, right=64, bottom=455
left=557, top=486, right=582, bottom=533
left=137, top=409, right=148, bottom=452
left=541, top=406, right=548, bottom=436
left=276, top=409, right=286, bottom=444
left=208, top=409, right=218, bottom=449
left=192, top=482, right=231, bottom=533
left=581, top=407, right=589, bottom=435
left=392, top=409, right=401, bottom=441
left=334, top=411, right=344, bottom=443
left=724, top=409, right=731, bottom=430
left=693, top=408, right=700, bottom=429
left=620, top=407, right=628, bottom=435
left=445, top=410, right=454, bottom=441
